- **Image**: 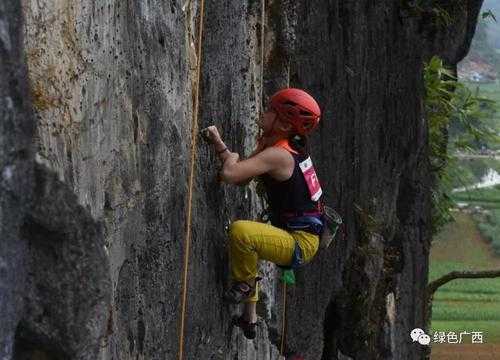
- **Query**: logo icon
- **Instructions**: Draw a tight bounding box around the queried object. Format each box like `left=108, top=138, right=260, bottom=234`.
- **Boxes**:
left=410, top=328, right=430, bottom=346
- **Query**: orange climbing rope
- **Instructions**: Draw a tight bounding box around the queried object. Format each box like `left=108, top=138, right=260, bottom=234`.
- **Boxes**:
left=260, top=0, right=265, bottom=107
left=280, top=282, right=287, bottom=355
left=178, top=0, right=205, bottom=359
left=178, top=0, right=289, bottom=357
left=259, top=0, right=290, bottom=356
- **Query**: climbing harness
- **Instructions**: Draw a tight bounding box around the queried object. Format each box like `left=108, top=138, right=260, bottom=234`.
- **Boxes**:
left=178, top=0, right=205, bottom=359
left=286, top=214, right=324, bottom=235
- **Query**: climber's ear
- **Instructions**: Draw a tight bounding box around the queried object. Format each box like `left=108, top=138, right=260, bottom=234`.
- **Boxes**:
left=276, top=119, right=293, bottom=134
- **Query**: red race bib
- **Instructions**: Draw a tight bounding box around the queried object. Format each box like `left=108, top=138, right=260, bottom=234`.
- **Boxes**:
left=299, top=157, right=322, bottom=201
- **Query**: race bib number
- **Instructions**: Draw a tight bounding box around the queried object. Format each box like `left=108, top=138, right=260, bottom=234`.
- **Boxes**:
left=299, top=157, right=322, bottom=201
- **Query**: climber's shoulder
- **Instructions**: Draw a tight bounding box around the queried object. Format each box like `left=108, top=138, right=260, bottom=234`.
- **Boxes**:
left=220, top=146, right=293, bottom=184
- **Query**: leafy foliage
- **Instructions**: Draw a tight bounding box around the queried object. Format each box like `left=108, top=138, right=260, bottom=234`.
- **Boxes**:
left=482, top=9, right=497, bottom=22
left=424, top=56, right=498, bottom=233
left=402, top=1, right=453, bottom=28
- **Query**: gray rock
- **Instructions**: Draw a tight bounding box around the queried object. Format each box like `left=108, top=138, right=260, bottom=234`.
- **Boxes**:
left=0, top=0, right=34, bottom=358
left=1, top=1, right=111, bottom=359
left=15, top=164, right=111, bottom=360
left=0, top=0, right=483, bottom=359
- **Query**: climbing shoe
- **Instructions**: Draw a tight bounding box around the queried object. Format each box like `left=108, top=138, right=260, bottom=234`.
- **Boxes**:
left=224, top=281, right=255, bottom=304
left=233, top=315, right=257, bottom=340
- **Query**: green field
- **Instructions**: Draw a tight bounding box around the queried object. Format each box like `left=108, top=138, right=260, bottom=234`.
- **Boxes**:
left=463, top=82, right=500, bottom=110
left=465, top=82, right=500, bottom=102
left=453, top=184, right=500, bottom=201
left=430, top=212, right=500, bottom=344
left=453, top=184, right=500, bottom=206
left=448, top=159, right=500, bottom=189
left=452, top=185, right=500, bottom=256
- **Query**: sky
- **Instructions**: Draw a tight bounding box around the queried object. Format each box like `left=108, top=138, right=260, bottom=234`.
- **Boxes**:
left=483, top=0, right=500, bottom=49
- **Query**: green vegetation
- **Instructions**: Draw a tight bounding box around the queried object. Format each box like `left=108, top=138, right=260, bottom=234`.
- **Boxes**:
left=425, top=57, right=458, bottom=232
left=445, top=158, right=499, bottom=189
left=430, top=213, right=500, bottom=343
left=477, top=209, right=500, bottom=255
left=430, top=2, right=500, bottom=348
left=424, top=56, right=497, bottom=233
left=471, top=82, right=500, bottom=103
left=451, top=185, right=500, bottom=255
left=482, top=9, right=497, bottom=22
left=431, top=262, right=500, bottom=296
left=448, top=85, right=498, bottom=152
left=456, top=82, right=500, bottom=150
left=433, top=302, right=500, bottom=321
left=431, top=321, right=500, bottom=343
left=454, top=200, right=500, bottom=210
left=401, top=1, right=452, bottom=28
left=476, top=213, right=500, bottom=255
left=453, top=184, right=500, bottom=203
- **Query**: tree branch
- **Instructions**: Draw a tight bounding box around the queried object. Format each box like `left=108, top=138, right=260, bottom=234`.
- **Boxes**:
left=427, top=269, right=500, bottom=296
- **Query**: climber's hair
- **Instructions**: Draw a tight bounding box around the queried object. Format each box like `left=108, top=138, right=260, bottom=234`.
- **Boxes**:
left=289, top=134, right=309, bottom=156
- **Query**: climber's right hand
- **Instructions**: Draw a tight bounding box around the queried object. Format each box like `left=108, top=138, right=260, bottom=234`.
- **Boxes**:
left=201, top=125, right=223, bottom=146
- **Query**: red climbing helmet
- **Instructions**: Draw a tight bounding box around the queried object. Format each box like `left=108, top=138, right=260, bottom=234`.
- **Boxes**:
left=269, top=88, right=321, bottom=135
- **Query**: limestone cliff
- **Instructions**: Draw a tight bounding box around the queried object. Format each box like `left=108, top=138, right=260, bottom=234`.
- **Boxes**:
left=1, top=0, right=483, bottom=359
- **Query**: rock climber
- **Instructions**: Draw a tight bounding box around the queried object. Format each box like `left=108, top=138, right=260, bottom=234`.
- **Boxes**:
left=203, top=88, right=324, bottom=340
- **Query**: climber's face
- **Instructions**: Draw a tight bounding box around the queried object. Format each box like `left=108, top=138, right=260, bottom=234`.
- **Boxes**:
left=257, top=108, right=278, bottom=136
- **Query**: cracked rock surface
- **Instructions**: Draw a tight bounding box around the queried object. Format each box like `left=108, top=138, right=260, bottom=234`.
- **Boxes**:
left=0, top=0, right=484, bottom=359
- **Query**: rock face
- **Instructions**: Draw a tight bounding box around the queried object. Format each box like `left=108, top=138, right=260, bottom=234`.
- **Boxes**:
left=15, top=164, right=111, bottom=360
left=1, top=1, right=34, bottom=358
left=1, top=1, right=111, bottom=359
left=0, top=0, right=482, bottom=359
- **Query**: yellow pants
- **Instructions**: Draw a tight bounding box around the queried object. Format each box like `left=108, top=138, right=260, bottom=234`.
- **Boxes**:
left=228, top=220, right=319, bottom=303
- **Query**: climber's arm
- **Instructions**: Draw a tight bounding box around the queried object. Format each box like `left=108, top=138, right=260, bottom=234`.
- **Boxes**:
left=229, top=139, right=265, bottom=186
left=219, top=147, right=292, bottom=184
left=234, top=178, right=253, bottom=186
left=201, top=125, right=292, bottom=185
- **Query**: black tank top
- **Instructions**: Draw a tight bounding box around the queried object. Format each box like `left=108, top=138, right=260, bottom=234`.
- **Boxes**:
left=261, top=150, right=321, bottom=229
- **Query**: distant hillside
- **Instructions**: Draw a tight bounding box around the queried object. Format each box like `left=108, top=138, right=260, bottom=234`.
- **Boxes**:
left=459, top=0, right=500, bottom=80
left=458, top=54, right=497, bottom=82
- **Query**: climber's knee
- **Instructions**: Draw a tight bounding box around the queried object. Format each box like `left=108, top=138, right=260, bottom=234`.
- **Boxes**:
left=229, top=221, right=259, bottom=256
left=229, top=220, right=249, bottom=243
